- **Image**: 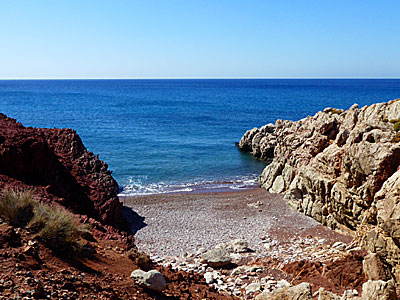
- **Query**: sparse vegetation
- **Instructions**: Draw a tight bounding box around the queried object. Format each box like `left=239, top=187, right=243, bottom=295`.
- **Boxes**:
left=387, top=119, right=400, bottom=131
left=126, top=246, right=153, bottom=271
left=0, top=189, right=36, bottom=227
left=0, top=188, right=89, bottom=253
left=392, top=132, right=400, bottom=143
left=29, top=202, right=84, bottom=252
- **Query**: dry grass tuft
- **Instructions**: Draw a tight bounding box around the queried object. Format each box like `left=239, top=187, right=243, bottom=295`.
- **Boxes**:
left=0, top=189, right=36, bottom=227
left=126, top=247, right=153, bottom=271
left=0, top=188, right=89, bottom=254
left=29, top=203, right=86, bottom=253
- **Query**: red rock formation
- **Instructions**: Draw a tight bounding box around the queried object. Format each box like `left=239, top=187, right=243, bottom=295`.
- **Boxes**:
left=0, top=113, right=128, bottom=234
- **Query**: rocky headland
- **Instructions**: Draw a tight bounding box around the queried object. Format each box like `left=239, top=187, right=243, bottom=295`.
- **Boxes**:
left=238, top=99, right=400, bottom=298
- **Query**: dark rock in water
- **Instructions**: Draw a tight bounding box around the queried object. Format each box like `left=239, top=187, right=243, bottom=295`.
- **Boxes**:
left=0, top=113, right=129, bottom=235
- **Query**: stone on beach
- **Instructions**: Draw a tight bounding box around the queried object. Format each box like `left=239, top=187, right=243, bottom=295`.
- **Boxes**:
left=130, top=269, right=166, bottom=292
left=201, top=248, right=232, bottom=268
left=217, top=239, right=249, bottom=253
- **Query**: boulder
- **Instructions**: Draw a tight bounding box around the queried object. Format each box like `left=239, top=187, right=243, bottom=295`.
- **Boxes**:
left=361, top=280, right=397, bottom=300
left=255, top=282, right=312, bottom=300
left=201, top=248, right=232, bottom=268
left=130, top=269, right=166, bottom=292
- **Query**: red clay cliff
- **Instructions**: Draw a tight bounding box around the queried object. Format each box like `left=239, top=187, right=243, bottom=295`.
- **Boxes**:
left=0, top=113, right=128, bottom=235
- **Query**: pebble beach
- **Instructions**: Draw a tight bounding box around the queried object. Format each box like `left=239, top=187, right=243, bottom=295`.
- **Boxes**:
left=122, top=188, right=352, bottom=258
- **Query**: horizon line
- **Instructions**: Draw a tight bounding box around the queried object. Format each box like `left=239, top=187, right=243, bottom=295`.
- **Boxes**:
left=0, top=76, right=400, bottom=80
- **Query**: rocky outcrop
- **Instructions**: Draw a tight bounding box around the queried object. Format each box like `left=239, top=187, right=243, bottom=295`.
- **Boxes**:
left=238, top=99, right=400, bottom=280
left=361, top=280, right=397, bottom=300
left=0, top=114, right=129, bottom=234
left=237, top=123, right=276, bottom=162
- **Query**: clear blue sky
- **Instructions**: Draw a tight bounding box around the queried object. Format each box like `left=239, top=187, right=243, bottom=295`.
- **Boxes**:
left=1, top=1, right=399, bottom=79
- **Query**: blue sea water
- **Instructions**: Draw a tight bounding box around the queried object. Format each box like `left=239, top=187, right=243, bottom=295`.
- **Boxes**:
left=0, top=79, right=399, bottom=195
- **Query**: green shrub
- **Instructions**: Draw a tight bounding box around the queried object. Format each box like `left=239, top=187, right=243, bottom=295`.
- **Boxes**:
left=0, top=189, right=36, bottom=227
left=29, top=203, right=83, bottom=253
left=394, top=122, right=400, bottom=132
left=392, top=132, right=400, bottom=143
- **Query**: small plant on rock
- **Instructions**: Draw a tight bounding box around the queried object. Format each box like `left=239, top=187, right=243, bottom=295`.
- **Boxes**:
left=0, top=189, right=36, bottom=227
left=394, top=122, right=400, bottom=132
left=126, top=246, right=153, bottom=271
left=392, top=132, right=400, bottom=143
left=29, top=203, right=84, bottom=253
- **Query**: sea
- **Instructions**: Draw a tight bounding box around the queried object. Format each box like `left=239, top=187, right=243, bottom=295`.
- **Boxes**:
left=0, top=79, right=399, bottom=196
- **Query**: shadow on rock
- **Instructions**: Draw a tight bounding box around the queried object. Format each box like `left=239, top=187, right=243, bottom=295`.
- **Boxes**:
left=122, top=206, right=147, bottom=235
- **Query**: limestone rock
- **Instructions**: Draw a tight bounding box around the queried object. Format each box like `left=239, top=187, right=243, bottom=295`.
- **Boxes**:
left=342, top=289, right=359, bottom=299
left=238, top=99, right=400, bottom=280
left=255, top=282, right=312, bottom=300
left=245, top=282, right=261, bottom=295
left=317, top=287, right=341, bottom=300
left=203, top=271, right=220, bottom=284
left=218, top=239, right=249, bottom=253
left=130, top=269, right=166, bottom=292
left=201, top=248, right=232, bottom=267
left=237, top=124, right=276, bottom=161
left=361, top=280, right=397, bottom=300
left=363, top=252, right=392, bottom=281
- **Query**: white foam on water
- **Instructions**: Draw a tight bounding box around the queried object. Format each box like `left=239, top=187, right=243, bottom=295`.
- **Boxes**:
left=118, top=175, right=259, bottom=196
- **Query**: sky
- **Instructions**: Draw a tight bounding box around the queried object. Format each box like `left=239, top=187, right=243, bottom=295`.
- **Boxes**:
left=0, top=1, right=399, bottom=79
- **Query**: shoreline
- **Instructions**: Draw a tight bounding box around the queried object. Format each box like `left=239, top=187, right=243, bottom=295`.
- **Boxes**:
left=118, top=179, right=260, bottom=197
left=122, top=187, right=352, bottom=258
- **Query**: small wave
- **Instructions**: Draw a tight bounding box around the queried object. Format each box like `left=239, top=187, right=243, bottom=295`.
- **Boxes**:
left=118, top=175, right=259, bottom=197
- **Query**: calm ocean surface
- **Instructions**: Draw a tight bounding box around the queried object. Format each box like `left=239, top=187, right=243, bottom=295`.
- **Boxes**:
left=0, top=79, right=399, bottom=195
